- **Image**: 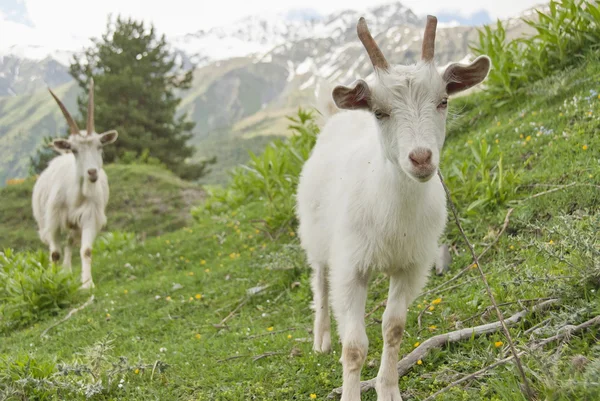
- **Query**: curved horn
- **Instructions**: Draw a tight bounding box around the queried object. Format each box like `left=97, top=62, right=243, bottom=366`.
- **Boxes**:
left=48, top=88, right=80, bottom=136
left=421, top=15, right=437, bottom=62
left=87, top=78, right=94, bottom=136
left=357, top=17, right=389, bottom=71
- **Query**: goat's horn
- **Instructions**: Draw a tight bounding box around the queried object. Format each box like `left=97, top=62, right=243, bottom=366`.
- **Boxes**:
left=87, top=78, right=94, bottom=136
left=48, top=88, right=80, bottom=136
left=357, top=17, right=389, bottom=71
left=421, top=15, right=437, bottom=62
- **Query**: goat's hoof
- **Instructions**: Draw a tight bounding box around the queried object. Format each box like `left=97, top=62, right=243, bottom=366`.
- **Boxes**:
left=313, top=330, right=332, bottom=353
left=80, top=281, right=95, bottom=290
left=51, top=251, right=60, bottom=262
left=376, top=386, right=403, bottom=401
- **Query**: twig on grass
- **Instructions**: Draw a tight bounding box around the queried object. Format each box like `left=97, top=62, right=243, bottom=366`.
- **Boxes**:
left=420, top=207, right=514, bottom=299
left=438, top=171, right=535, bottom=400
left=213, top=297, right=248, bottom=329
left=245, top=327, right=300, bottom=340
left=328, top=299, right=558, bottom=398
left=421, top=314, right=600, bottom=401
left=41, top=295, right=95, bottom=338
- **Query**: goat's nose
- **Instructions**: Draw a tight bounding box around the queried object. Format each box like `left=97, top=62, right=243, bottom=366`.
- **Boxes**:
left=409, top=148, right=433, bottom=167
left=88, top=168, right=97, bottom=177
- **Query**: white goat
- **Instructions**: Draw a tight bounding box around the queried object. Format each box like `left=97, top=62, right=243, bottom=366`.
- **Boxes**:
left=296, top=16, right=490, bottom=401
left=32, top=80, right=118, bottom=289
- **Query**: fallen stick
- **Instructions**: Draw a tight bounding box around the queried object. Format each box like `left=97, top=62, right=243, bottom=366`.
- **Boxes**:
left=438, top=172, right=534, bottom=400
left=421, top=314, right=600, bottom=401
left=213, top=297, right=248, bottom=329
left=328, top=299, right=557, bottom=398
left=41, top=295, right=95, bottom=338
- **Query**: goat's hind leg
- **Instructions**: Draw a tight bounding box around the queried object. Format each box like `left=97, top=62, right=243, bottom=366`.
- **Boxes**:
left=311, top=261, right=331, bottom=353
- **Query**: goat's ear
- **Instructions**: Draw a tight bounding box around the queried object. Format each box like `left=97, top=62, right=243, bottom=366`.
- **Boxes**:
left=443, top=56, right=491, bottom=96
left=332, top=79, right=371, bottom=110
left=99, top=130, right=118, bottom=146
left=52, top=139, right=71, bottom=152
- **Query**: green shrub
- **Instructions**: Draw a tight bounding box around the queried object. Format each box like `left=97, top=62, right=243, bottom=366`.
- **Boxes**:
left=0, top=249, right=79, bottom=332
left=195, top=108, right=318, bottom=233
left=445, top=139, right=520, bottom=214
left=473, top=0, right=600, bottom=101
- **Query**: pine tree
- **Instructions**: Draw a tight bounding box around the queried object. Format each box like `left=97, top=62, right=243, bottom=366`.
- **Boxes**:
left=68, top=16, right=214, bottom=180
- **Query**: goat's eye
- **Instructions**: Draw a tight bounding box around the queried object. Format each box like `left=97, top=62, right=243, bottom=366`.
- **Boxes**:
left=374, top=110, right=389, bottom=120
left=438, top=98, right=448, bottom=110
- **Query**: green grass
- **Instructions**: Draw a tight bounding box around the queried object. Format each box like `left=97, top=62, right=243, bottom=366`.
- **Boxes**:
left=1, top=52, right=600, bottom=401
left=0, top=164, right=204, bottom=251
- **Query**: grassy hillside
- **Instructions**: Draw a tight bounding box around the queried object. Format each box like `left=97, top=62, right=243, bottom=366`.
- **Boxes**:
left=0, top=163, right=204, bottom=250
left=1, top=50, right=599, bottom=400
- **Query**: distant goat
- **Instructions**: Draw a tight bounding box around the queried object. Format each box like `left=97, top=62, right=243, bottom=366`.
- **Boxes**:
left=296, top=16, right=490, bottom=401
left=32, top=80, right=118, bottom=289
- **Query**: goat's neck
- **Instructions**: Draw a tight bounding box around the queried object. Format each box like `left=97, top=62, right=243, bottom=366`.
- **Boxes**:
left=76, top=175, right=102, bottom=201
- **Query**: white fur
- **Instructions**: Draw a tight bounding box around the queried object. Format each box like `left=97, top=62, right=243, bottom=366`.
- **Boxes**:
left=32, top=130, right=117, bottom=289
left=296, top=60, right=472, bottom=401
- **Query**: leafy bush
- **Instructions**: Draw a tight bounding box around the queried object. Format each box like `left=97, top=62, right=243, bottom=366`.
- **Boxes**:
left=445, top=139, right=520, bottom=214
left=0, top=249, right=79, bottom=332
left=195, top=108, right=318, bottom=233
left=0, top=336, right=168, bottom=400
left=473, top=0, right=600, bottom=101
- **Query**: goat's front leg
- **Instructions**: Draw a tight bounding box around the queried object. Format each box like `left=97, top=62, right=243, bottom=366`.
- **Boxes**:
left=375, top=274, right=408, bottom=401
left=79, top=226, right=97, bottom=289
left=331, top=265, right=370, bottom=401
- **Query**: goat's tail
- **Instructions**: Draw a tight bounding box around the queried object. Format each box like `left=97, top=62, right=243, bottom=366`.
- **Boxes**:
left=315, top=81, right=339, bottom=122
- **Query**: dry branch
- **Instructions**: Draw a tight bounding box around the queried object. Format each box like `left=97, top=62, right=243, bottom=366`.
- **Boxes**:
left=421, top=314, right=600, bottom=400
left=328, top=299, right=557, bottom=398
left=41, top=295, right=95, bottom=338
left=438, top=172, right=534, bottom=400
left=213, top=297, right=248, bottom=329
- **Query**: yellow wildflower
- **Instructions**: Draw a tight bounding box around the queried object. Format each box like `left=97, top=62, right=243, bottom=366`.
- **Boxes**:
left=195, top=294, right=202, bottom=300
left=548, top=240, right=554, bottom=245
left=236, top=229, right=241, bottom=234
left=496, top=121, right=501, bottom=126
left=200, top=260, right=206, bottom=265
left=187, top=271, right=194, bottom=276
left=106, top=313, right=111, bottom=318
left=165, top=240, right=170, bottom=244
left=417, top=304, right=422, bottom=308
left=179, top=256, right=184, bottom=261
left=310, top=395, right=317, bottom=399
left=248, top=234, right=253, bottom=239
left=428, top=325, right=437, bottom=331
left=287, top=334, right=292, bottom=339
left=494, top=341, right=503, bottom=348
left=186, top=259, right=190, bottom=263
left=428, top=306, right=435, bottom=311
left=582, top=145, right=588, bottom=150
left=588, top=111, right=593, bottom=117
left=134, top=369, right=140, bottom=374
left=519, top=134, right=524, bottom=139
left=495, top=139, right=499, bottom=144
left=189, top=297, right=194, bottom=301
left=166, top=296, right=172, bottom=301
left=467, top=139, right=473, bottom=145
left=267, top=327, right=274, bottom=332
left=255, top=229, right=260, bottom=234
left=289, top=231, right=296, bottom=237
left=414, top=342, right=420, bottom=348
left=123, top=289, right=128, bottom=294
left=526, top=135, right=531, bottom=142
left=431, top=298, right=442, bottom=305
left=229, top=253, right=236, bottom=259
left=195, top=333, right=201, bottom=339
left=250, top=247, right=255, bottom=252
left=204, top=268, right=210, bottom=273
left=559, top=112, right=564, bottom=116
left=417, top=359, right=423, bottom=365
left=510, top=245, right=515, bottom=250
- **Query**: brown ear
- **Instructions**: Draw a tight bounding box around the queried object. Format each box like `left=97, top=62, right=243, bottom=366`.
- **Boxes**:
left=443, top=56, right=491, bottom=96
left=52, top=139, right=71, bottom=152
left=99, top=130, right=118, bottom=146
left=332, top=79, right=371, bottom=110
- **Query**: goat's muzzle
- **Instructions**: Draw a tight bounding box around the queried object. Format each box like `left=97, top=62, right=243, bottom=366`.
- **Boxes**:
left=88, top=168, right=98, bottom=183
left=408, top=148, right=436, bottom=182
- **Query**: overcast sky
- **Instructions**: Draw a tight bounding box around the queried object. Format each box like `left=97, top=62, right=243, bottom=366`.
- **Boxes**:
left=2, top=0, right=545, bottom=49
